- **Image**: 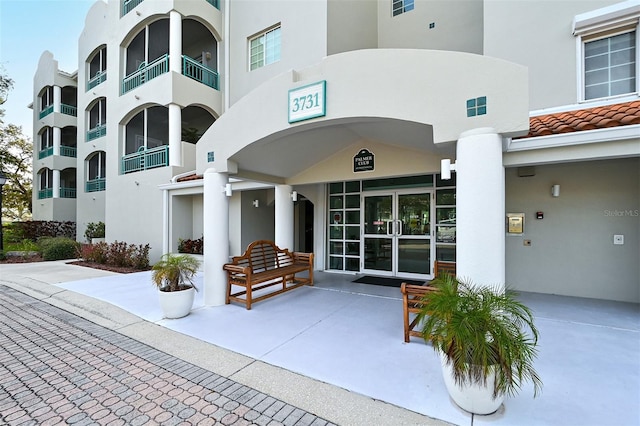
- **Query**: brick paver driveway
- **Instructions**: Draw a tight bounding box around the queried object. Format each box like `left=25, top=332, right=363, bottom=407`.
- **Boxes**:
left=0, top=285, right=334, bottom=426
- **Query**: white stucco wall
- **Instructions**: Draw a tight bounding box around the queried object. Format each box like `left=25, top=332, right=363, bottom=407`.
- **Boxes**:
left=505, top=158, right=640, bottom=302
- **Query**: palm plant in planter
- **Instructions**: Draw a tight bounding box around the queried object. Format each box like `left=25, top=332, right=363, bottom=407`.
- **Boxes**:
left=417, top=273, right=542, bottom=415
left=152, top=254, right=201, bottom=319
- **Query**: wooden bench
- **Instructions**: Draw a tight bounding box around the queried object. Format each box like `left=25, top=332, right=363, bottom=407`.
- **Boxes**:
left=401, top=260, right=456, bottom=343
left=224, top=240, right=314, bottom=310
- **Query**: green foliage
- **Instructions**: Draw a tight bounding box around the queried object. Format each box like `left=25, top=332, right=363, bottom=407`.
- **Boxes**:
left=78, top=240, right=150, bottom=270
left=39, top=237, right=80, bottom=261
left=11, top=221, right=75, bottom=241
left=1, top=70, right=32, bottom=220
left=418, top=274, right=542, bottom=399
left=152, top=254, right=201, bottom=292
left=84, top=221, right=105, bottom=241
left=0, top=250, right=5, bottom=261
left=178, top=236, right=203, bottom=254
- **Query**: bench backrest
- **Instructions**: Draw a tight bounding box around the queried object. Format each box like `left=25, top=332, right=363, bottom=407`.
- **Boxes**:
left=232, top=240, right=295, bottom=273
left=434, top=260, right=456, bottom=278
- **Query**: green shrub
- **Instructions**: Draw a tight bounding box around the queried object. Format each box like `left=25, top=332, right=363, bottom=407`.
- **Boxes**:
left=39, top=237, right=80, bottom=261
left=84, top=221, right=105, bottom=242
left=0, top=251, right=6, bottom=261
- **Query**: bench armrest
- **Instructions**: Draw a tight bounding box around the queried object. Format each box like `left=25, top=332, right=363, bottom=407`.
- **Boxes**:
left=293, top=252, right=313, bottom=264
left=223, top=263, right=251, bottom=275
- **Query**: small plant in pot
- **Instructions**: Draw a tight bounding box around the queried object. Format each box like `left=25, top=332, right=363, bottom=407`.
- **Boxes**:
left=417, top=273, right=542, bottom=415
left=152, top=253, right=201, bottom=319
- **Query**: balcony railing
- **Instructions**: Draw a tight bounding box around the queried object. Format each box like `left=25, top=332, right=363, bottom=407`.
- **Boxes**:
left=60, top=146, right=77, bottom=158
left=86, top=178, right=106, bottom=192
left=87, top=124, right=107, bottom=141
left=205, top=0, right=219, bottom=9
left=121, top=145, right=169, bottom=174
left=60, top=187, right=77, bottom=198
left=122, top=0, right=144, bottom=15
left=61, top=104, right=77, bottom=117
left=39, top=105, right=53, bottom=119
left=182, top=56, right=219, bottom=90
left=87, top=71, right=107, bottom=91
left=38, top=188, right=53, bottom=199
left=38, top=146, right=54, bottom=159
left=122, top=54, right=169, bottom=94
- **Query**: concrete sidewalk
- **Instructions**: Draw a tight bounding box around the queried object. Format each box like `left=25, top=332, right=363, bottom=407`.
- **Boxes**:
left=0, top=261, right=447, bottom=426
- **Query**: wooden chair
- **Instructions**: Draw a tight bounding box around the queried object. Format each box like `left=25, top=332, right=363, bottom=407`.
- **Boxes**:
left=401, top=260, right=456, bottom=342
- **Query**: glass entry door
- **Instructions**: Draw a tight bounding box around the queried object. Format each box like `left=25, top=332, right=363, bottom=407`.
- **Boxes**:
left=362, top=190, right=433, bottom=279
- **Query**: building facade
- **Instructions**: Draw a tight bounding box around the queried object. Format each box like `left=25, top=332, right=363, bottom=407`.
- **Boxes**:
left=32, top=0, right=639, bottom=304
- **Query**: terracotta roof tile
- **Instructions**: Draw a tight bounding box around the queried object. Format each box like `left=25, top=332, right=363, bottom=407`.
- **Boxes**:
left=519, top=100, right=640, bottom=139
left=176, top=174, right=203, bottom=182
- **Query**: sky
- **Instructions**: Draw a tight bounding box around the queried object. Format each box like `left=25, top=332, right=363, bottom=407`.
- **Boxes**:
left=0, top=0, right=96, bottom=141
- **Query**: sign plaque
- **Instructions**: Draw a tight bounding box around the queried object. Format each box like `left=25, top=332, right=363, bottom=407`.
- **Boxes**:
left=288, top=81, right=326, bottom=123
left=354, top=149, right=374, bottom=172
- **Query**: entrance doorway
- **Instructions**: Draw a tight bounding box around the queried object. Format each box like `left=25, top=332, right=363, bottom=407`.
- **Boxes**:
left=362, top=190, right=433, bottom=279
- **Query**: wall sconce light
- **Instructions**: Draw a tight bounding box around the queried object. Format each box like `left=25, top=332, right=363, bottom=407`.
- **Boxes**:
left=441, top=159, right=457, bottom=180
left=205, top=52, right=212, bottom=60
left=252, top=199, right=259, bottom=208
left=223, top=183, right=232, bottom=197
left=134, top=181, right=139, bottom=186
left=291, top=191, right=298, bottom=202
left=551, top=184, right=560, bottom=197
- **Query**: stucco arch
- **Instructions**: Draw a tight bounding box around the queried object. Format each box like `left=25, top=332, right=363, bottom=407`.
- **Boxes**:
left=197, top=49, right=529, bottom=178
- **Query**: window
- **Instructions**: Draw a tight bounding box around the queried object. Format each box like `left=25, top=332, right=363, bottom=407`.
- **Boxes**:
left=392, top=0, right=414, bottom=17
left=249, top=26, right=281, bottom=71
left=574, top=2, right=639, bottom=101
left=584, top=31, right=636, bottom=100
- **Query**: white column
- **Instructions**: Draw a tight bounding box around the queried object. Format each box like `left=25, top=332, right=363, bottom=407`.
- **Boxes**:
left=52, top=169, right=60, bottom=198
left=203, top=169, right=229, bottom=306
left=53, top=86, right=61, bottom=113
left=169, top=10, right=182, bottom=74
left=275, top=185, right=294, bottom=249
left=168, top=103, right=181, bottom=166
left=162, top=189, right=170, bottom=254
left=53, top=127, right=61, bottom=156
left=455, top=128, right=505, bottom=291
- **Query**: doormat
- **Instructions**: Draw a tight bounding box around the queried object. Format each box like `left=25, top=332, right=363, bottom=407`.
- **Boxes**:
left=352, top=276, right=424, bottom=288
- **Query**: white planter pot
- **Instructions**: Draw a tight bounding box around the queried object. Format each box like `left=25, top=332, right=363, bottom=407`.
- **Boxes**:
left=158, top=287, right=195, bottom=319
left=440, top=354, right=505, bottom=415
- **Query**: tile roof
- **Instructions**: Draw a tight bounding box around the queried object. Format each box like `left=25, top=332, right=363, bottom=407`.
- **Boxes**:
left=175, top=101, right=640, bottom=183
left=518, top=100, right=640, bottom=139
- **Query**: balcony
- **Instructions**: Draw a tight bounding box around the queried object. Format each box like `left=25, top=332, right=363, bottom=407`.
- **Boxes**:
left=121, top=145, right=169, bottom=174
left=183, top=56, right=219, bottom=90
left=87, top=71, right=107, bottom=91
left=87, top=124, right=107, bottom=141
left=60, top=146, right=77, bottom=158
left=60, top=187, right=77, bottom=198
left=38, top=188, right=53, bottom=199
left=86, top=178, right=106, bottom=193
left=39, top=105, right=53, bottom=119
left=122, top=55, right=169, bottom=94
left=60, top=104, right=77, bottom=117
left=38, top=147, right=54, bottom=159
left=122, top=0, right=144, bottom=16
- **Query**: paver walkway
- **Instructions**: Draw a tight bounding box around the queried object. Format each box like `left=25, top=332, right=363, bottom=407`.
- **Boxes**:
left=0, top=285, right=334, bottom=426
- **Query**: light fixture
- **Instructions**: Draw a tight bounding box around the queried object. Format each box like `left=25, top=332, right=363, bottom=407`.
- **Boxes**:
left=252, top=200, right=259, bottom=208
left=291, top=191, right=298, bottom=202
left=441, top=159, right=457, bottom=180
left=224, top=183, right=232, bottom=197
left=134, top=180, right=139, bottom=186
left=551, top=184, right=560, bottom=198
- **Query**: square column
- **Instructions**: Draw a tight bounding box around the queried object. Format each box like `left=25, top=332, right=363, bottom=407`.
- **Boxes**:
left=203, top=169, right=230, bottom=306
left=275, top=185, right=294, bottom=250
left=456, top=128, right=505, bottom=291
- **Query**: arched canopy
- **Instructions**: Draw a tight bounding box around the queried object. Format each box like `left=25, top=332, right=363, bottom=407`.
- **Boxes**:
left=196, top=49, right=529, bottom=181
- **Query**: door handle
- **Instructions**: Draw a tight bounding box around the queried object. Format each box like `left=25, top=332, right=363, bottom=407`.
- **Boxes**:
left=396, top=220, right=403, bottom=236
